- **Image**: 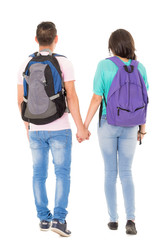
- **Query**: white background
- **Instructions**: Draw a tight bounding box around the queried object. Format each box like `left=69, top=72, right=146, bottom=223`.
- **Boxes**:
left=1, top=0, right=159, bottom=239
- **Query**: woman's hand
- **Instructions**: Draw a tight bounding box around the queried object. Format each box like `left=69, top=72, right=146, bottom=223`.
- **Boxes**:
left=76, top=127, right=91, bottom=143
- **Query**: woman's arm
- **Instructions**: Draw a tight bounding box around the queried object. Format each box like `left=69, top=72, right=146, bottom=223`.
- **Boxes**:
left=84, top=94, right=102, bottom=129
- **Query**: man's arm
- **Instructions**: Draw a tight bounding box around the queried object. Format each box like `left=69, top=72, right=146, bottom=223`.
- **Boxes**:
left=64, top=81, right=90, bottom=142
left=17, top=84, right=29, bottom=138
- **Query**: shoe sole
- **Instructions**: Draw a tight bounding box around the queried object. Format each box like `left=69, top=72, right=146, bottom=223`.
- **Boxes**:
left=40, top=228, right=50, bottom=232
left=126, top=231, right=137, bottom=235
left=109, top=227, right=118, bottom=230
left=51, top=227, right=71, bottom=237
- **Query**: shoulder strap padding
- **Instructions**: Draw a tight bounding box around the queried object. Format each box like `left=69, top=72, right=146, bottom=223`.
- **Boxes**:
left=107, top=56, right=125, bottom=67
left=53, top=53, right=67, bottom=58
left=107, top=56, right=139, bottom=69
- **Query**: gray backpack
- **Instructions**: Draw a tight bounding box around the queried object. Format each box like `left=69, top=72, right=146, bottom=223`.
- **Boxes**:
left=21, top=50, right=67, bottom=125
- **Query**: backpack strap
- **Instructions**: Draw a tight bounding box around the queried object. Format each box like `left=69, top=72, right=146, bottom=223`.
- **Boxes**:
left=99, top=94, right=107, bottom=127
left=108, top=56, right=139, bottom=69
left=53, top=53, right=67, bottom=58
left=130, top=59, right=139, bottom=68
left=29, top=52, right=38, bottom=58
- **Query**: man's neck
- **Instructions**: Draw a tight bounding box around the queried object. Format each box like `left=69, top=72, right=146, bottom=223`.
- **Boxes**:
left=39, top=45, right=54, bottom=52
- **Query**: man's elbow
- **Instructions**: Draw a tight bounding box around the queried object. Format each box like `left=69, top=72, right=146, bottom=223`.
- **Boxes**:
left=17, top=98, right=23, bottom=112
left=66, top=91, right=77, bottom=102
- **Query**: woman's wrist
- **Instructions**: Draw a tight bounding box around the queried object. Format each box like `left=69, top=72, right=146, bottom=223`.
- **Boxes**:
left=138, top=130, right=147, bottom=135
left=139, top=124, right=146, bottom=134
left=84, top=121, right=89, bottom=129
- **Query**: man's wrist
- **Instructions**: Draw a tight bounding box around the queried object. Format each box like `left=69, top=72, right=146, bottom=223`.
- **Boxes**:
left=77, top=125, right=85, bottom=132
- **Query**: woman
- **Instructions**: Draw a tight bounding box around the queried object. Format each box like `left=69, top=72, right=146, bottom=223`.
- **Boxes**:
left=83, top=29, right=149, bottom=235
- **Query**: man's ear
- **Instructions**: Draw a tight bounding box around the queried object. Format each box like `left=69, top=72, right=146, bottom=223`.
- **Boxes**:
left=35, top=36, right=39, bottom=44
left=54, top=35, right=58, bottom=44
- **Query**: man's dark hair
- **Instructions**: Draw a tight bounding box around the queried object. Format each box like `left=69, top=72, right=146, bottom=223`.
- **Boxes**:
left=108, top=29, right=136, bottom=60
left=36, top=22, right=57, bottom=46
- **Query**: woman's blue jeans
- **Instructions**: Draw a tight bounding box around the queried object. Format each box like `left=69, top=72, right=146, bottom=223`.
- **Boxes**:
left=98, top=116, right=138, bottom=222
left=29, top=129, right=72, bottom=223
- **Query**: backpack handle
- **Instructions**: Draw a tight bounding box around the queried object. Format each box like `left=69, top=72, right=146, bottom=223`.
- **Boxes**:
left=37, top=48, right=52, bottom=56
left=124, top=65, right=134, bottom=73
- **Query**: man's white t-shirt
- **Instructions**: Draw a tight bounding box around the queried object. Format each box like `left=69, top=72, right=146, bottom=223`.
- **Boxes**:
left=18, top=52, right=75, bottom=131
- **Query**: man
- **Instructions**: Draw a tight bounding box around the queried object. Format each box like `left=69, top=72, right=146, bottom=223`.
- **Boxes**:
left=17, top=21, right=90, bottom=237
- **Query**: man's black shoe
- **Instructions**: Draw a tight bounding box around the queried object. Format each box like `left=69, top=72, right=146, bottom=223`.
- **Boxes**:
left=108, top=222, right=118, bottom=230
left=51, top=219, right=71, bottom=237
left=39, top=220, right=51, bottom=231
left=126, top=220, right=137, bottom=235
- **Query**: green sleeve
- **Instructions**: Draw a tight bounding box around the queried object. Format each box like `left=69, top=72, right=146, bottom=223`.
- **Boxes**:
left=93, top=61, right=104, bottom=96
left=138, top=62, right=149, bottom=90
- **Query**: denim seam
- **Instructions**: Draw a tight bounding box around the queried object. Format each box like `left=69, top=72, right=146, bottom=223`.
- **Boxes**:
left=65, top=130, right=72, bottom=146
left=35, top=131, right=41, bottom=141
left=63, top=129, right=72, bottom=147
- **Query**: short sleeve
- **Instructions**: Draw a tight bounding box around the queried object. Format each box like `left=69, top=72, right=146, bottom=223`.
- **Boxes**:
left=17, top=57, right=31, bottom=85
left=93, top=61, right=104, bottom=96
left=138, top=62, right=149, bottom=90
left=56, top=57, right=75, bottom=82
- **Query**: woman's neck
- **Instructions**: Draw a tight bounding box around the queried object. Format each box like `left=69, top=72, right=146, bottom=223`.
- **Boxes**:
left=115, top=55, right=129, bottom=62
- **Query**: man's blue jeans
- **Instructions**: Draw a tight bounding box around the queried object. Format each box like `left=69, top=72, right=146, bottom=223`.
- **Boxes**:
left=98, top=116, right=138, bottom=222
left=29, top=129, right=72, bottom=223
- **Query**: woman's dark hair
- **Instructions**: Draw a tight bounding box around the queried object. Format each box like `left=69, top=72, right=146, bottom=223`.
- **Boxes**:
left=36, top=21, right=57, bottom=46
left=108, top=29, right=136, bottom=60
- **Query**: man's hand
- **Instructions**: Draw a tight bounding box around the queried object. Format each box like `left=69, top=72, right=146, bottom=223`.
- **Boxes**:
left=76, top=127, right=91, bottom=143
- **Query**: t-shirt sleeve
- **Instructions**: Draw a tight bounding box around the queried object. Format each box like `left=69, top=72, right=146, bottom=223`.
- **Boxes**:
left=56, top=57, right=75, bottom=82
left=17, top=57, right=31, bottom=85
left=93, top=61, right=104, bottom=96
left=138, top=62, right=149, bottom=90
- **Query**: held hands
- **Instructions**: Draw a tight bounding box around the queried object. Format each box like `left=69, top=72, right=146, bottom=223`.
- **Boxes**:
left=76, top=126, right=91, bottom=143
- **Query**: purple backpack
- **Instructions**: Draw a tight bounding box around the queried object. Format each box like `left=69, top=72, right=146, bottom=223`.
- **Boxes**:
left=100, top=56, right=148, bottom=127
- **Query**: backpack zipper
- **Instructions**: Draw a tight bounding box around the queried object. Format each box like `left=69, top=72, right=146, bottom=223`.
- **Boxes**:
left=117, top=106, right=145, bottom=116
left=117, top=107, right=130, bottom=116
left=134, top=106, right=145, bottom=111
